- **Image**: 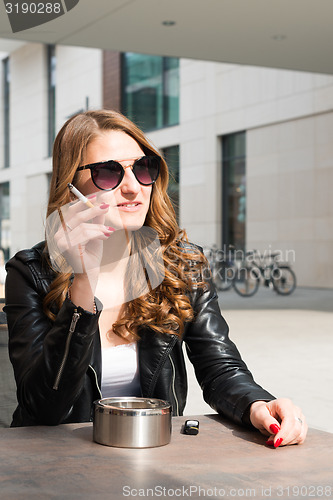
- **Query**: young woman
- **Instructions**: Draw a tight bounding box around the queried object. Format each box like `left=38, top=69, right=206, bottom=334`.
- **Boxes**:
left=5, top=110, right=307, bottom=447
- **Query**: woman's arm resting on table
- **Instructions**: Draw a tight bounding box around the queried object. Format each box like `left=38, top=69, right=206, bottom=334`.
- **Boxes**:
left=184, top=262, right=307, bottom=446
left=249, top=398, right=308, bottom=447
left=184, top=275, right=276, bottom=425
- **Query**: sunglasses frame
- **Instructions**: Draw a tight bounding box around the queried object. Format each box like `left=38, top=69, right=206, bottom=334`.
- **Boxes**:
left=76, top=155, right=161, bottom=191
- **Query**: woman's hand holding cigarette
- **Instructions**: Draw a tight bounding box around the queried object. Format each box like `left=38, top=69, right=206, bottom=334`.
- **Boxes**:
left=59, top=199, right=113, bottom=268
left=49, top=193, right=115, bottom=309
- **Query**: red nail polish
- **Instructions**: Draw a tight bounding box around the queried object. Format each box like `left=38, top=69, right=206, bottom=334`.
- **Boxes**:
left=104, top=232, right=111, bottom=237
left=269, top=424, right=280, bottom=434
left=274, top=438, right=283, bottom=448
left=107, top=226, right=115, bottom=231
left=100, top=203, right=109, bottom=209
left=87, top=194, right=96, bottom=199
left=265, top=440, right=274, bottom=446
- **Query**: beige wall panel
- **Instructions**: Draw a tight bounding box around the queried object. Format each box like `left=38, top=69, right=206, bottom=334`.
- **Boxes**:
left=247, top=113, right=333, bottom=287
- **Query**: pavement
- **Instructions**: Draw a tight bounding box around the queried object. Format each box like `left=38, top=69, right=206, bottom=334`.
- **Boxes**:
left=183, top=286, right=333, bottom=434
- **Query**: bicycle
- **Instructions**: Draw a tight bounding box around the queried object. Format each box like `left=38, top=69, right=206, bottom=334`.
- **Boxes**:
left=204, top=244, right=236, bottom=291
left=233, top=250, right=297, bottom=297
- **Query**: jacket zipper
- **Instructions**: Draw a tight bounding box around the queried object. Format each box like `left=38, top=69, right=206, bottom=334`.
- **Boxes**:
left=53, top=310, right=81, bottom=390
left=168, top=354, right=179, bottom=416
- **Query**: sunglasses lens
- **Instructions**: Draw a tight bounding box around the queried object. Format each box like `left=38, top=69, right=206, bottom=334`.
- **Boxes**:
left=89, top=156, right=160, bottom=190
left=92, top=162, right=123, bottom=190
left=134, top=157, right=160, bottom=185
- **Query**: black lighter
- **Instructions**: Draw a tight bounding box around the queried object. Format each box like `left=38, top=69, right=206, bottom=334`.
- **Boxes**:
left=182, top=419, right=199, bottom=435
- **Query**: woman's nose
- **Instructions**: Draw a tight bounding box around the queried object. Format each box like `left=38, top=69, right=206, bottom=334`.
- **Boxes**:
left=120, top=165, right=141, bottom=193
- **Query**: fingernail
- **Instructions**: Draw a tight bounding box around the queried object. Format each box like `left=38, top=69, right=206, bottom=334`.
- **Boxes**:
left=100, top=203, right=110, bottom=209
left=104, top=232, right=112, bottom=237
left=87, top=194, right=96, bottom=199
left=269, top=424, right=280, bottom=434
left=265, top=440, right=274, bottom=446
left=107, top=226, right=115, bottom=231
left=274, top=438, right=283, bottom=448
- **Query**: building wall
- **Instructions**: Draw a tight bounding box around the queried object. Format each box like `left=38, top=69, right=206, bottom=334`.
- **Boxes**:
left=247, top=113, right=333, bottom=287
left=1, top=44, right=333, bottom=286
left=0, top=44, right=102, bottom=255
left=103, top=50, right=122, bottom=111
left=56, top=45, right=102, bottom=127
left=0, top=43, right=49, bottom=255
left=149, top=59, right=333, bottom=287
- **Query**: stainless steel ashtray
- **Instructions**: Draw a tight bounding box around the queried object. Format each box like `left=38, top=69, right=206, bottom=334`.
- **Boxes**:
left=93, top=397, right=172, bottom=448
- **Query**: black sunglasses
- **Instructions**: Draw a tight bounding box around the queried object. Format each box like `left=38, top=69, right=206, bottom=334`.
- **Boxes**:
left=76, top=155, right=161, bottom=191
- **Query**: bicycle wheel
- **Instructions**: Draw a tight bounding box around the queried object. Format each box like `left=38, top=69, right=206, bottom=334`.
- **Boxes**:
left=233, top=265, right=260, bottom=297
left=271, top=266, right=296, bottom=295
left=213, top=262, right=235, bottom=291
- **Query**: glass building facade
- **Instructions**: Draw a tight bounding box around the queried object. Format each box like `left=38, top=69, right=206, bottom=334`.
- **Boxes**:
left=222, top=132, right=246, bottom=251
left=47, top=45, right=56, bottom=157
left=162, top=145, right=180, bottom=222
left=0, top=182, right=10, bottom=261
left=2, top=57, right=10, bottom=169
left=122, top=53, right=179, bottom=131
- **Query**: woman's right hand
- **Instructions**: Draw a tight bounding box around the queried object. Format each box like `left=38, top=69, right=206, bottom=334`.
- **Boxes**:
left=47, top=197, right=114, bottom=284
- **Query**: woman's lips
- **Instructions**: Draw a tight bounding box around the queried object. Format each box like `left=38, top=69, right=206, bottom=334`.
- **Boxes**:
left=115, top=202, right=142, bottom=211
left=117, top=202, right=141, bottom=207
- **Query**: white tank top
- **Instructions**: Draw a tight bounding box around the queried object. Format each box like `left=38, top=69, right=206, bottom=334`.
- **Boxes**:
left=101, top=342, right=141, bottom=398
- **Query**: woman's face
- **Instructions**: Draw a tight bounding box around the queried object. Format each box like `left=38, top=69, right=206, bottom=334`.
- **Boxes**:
left=74, top=130, right=152, bottom=231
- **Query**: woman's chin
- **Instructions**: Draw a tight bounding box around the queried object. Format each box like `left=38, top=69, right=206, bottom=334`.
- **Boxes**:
left=105, top=214, right=145, bottom=232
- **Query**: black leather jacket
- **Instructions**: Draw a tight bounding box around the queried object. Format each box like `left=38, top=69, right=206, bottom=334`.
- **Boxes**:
left=5, top=241, right=274, bottom=427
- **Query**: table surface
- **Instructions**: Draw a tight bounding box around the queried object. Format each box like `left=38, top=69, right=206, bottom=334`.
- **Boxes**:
left=0, top=414, right=332, bottom=500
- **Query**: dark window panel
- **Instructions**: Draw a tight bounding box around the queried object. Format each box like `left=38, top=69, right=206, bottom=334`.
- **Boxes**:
left=0, top=182, right=10, bottom=261
left=162, top=145, right=180, bottom=223
left=122, top=53, right=179, bottom=132
left=222, top=132, right=246, bottom=252
left=47, top=45, right=56, bottom=157
left=2, top=57, right=10, bottom=168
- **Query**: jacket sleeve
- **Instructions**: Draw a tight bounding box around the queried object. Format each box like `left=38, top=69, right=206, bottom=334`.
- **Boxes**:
left=184, top=278, right=275, bottom=425
left=5, top=252, right=101, bottom=425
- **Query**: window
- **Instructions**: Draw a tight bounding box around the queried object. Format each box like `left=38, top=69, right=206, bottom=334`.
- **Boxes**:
left=47, top=45, right=56, bottom=157
left=222, top=132, right=246, bottom=251
left=162, top=145, right=180, bottom=222
left=2, top=57, right=10, bottom=168
left=0, top=182, right=10, bottom=261
left=122, top=53, right=179, bottom=131
left=47, top=172, right=52, bottom=195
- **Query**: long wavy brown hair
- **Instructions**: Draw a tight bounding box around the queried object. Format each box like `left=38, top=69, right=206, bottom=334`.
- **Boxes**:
left=44, top=109, right=207, bottom=339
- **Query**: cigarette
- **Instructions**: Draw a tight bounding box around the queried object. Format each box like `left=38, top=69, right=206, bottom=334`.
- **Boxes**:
left=67, top=183, right=95, bottom=208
